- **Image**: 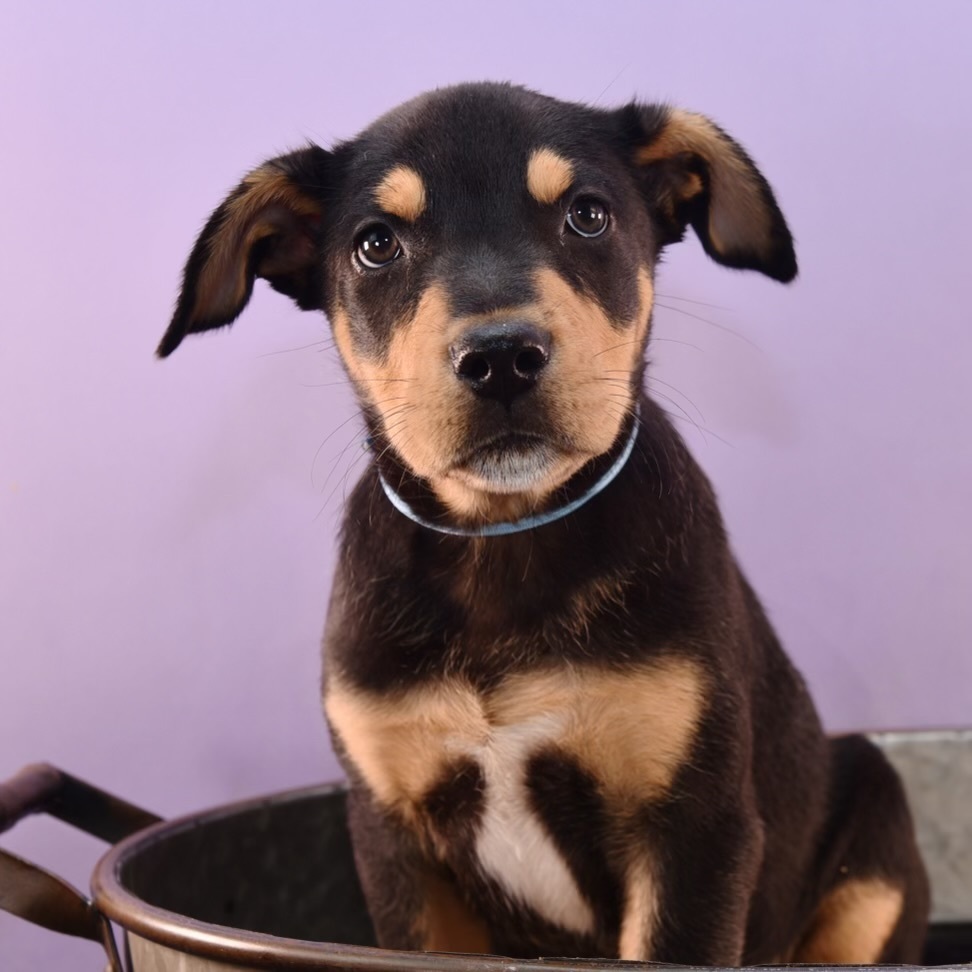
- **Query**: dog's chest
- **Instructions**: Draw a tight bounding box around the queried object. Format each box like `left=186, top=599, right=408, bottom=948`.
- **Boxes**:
left=326, top=659, right=704, bottom=933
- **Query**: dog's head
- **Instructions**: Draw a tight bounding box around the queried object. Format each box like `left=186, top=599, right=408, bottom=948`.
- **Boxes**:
left=159, top=83, right=795, bottom=523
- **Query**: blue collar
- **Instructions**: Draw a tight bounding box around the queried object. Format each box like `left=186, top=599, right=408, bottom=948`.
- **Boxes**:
left=376, top=413, right=640, bottom=538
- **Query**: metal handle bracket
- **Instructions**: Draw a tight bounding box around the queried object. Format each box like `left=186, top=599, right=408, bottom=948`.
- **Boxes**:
left=0, top=762, right=162, bottom=971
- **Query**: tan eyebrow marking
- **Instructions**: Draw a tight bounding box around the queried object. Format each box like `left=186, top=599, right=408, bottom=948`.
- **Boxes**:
left=526, top=148, right=574, bottom=205
left=374, top=165, right=427, bottom=222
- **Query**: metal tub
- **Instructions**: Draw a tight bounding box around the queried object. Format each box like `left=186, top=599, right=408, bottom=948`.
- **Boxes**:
left=2, top=731, right=971, bottom=970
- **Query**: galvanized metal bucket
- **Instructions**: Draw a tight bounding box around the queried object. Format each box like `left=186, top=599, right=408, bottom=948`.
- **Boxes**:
left=2, top=731, right=971, bottom=971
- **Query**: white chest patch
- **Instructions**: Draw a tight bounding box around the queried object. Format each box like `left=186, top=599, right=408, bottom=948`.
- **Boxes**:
left=451, top=712, right=595, bottom=934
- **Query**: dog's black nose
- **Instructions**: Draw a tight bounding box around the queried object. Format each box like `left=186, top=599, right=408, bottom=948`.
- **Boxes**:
left=450, top=321, right=551, bottom=407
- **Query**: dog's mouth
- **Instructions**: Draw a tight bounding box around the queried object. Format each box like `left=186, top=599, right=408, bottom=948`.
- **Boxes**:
left=449, top=431, right=570, bottom=494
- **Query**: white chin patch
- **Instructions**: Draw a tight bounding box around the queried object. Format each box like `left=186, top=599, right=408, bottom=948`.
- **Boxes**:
left=458, top=444, right=560, bottom=494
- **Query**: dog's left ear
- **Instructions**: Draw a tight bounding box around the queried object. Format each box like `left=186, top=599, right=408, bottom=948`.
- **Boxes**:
left=619, top=104, right=797, bottom=282
left=157, top=145, right=330, bottom=358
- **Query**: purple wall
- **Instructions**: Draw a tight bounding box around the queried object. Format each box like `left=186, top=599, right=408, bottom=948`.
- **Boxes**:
left=2, top=1, right=970, bottom=966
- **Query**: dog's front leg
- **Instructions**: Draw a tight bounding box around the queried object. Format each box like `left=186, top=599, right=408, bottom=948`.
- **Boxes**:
left=345, top=784, right=491, bottom=954
left=619, top=809, right=764, bottom=965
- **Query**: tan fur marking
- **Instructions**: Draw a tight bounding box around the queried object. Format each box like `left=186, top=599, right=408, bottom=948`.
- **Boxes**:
left=635, top=108, right=771, bottom=258
left=375, top=165, right=427, bottom=222
left=325, top=657, right=704, bottom=818
left=325, top=676, right=488, bottom=814
left=330, top=306, right=363, bottom=383
left=618, top=857, right=660, bottom=961
left=683, top=170, right=704, bottom=199
left=526, top=149, right=574, bottom=205
left=418, top=873, right=491, bottom=953
left=563, top=572, right=632, bottom=640
left=194, top=166, right=319, bottom=322
left=491, top=658, right=704, bottom=804
left=336, top=283, right=457, bottom=485
left=794, top=878, right=904, bottom=965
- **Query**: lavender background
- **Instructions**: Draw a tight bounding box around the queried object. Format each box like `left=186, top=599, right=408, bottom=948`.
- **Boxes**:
left=2, top=1, right=970, bottom=967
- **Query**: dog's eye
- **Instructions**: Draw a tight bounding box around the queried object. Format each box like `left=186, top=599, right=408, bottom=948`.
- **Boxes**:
left=354, top=224, right=401, bottom=269
left=566, top=197, right=609, bottom=238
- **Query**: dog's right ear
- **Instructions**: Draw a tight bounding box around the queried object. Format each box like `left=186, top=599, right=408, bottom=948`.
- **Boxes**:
left=157, top=145, right=330, bottom=358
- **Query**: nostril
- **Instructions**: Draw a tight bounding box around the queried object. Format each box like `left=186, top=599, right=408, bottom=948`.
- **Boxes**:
left=450, top=321, right=552, bottom=404
left=514, top=346, right=546, bottom=378
left=458, top=353, right=491, bottom=383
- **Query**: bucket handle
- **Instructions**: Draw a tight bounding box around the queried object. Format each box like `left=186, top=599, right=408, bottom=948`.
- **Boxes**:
left=0, top=762, right=162, bottom=971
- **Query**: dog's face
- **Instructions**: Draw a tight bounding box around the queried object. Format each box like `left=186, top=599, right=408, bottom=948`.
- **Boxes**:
left=159, top=84, right=795, bottom=521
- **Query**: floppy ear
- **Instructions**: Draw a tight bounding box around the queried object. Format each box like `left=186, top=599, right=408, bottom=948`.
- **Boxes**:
left=620, top=104, right=797, bottom=282
left=157, top=145, right=330, bottom=357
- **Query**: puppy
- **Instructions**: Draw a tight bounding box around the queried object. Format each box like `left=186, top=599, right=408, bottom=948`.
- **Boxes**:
left=158, top=83, right=929, bottom=965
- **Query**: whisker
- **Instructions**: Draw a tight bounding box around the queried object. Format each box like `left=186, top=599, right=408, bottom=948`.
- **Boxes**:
left=657, top=407, right=733, bottom=449
left=654, top=301, right=759, bottom=349
left=318, top=417, right=413, bottom=513
left=648, top=388, right=708, bottom=444
left=310, top=410, right=368, bottom=485
left=577, top=376, right=632, bottom=388
left=312, top=398, right=416, bottom=490
left=315, top=445, right=371, bottom=521
left=645, top=375, right=706, bottom=425
left=590, top=62, right=631, bottom=107
left=647, top=336, right=704, bottom=352
left=338, top=448, right=373, bottom=506
left=259, top=338, right=334, bottom=358
left=655, top=291, right=731, bottom=311
left=300, top=376, right=417, bottom=389
left=309, top=394, right=415, bottom=480
left=592, top=338, right=642, bottom=359
left=314, top=421, right=369, bottom=494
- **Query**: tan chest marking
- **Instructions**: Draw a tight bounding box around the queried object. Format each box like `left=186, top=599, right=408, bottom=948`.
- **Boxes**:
left=492, top=659, right=705, bottom=805
left=326, top=659, right=704, bottom=811
left=325, top=676, right=489, bottom=810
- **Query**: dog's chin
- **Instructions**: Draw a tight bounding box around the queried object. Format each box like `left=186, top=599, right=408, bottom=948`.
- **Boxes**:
left=446, top=435, right=582, bottom=498
left=453, top=447, right=559, bottom=495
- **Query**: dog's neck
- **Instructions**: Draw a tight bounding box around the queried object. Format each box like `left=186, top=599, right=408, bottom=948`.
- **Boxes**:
left=374, top=410, right=640, bottom=538
left=341, top=396, right=720, bottom=677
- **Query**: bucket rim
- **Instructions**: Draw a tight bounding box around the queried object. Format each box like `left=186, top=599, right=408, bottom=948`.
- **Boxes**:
left=91, top=780, right=656, bottom=970
left=90, top=775, right=967, bottom=971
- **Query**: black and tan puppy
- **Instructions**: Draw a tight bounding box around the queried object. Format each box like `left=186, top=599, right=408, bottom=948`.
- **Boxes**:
left=158, top=83, right=928, bottom=965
